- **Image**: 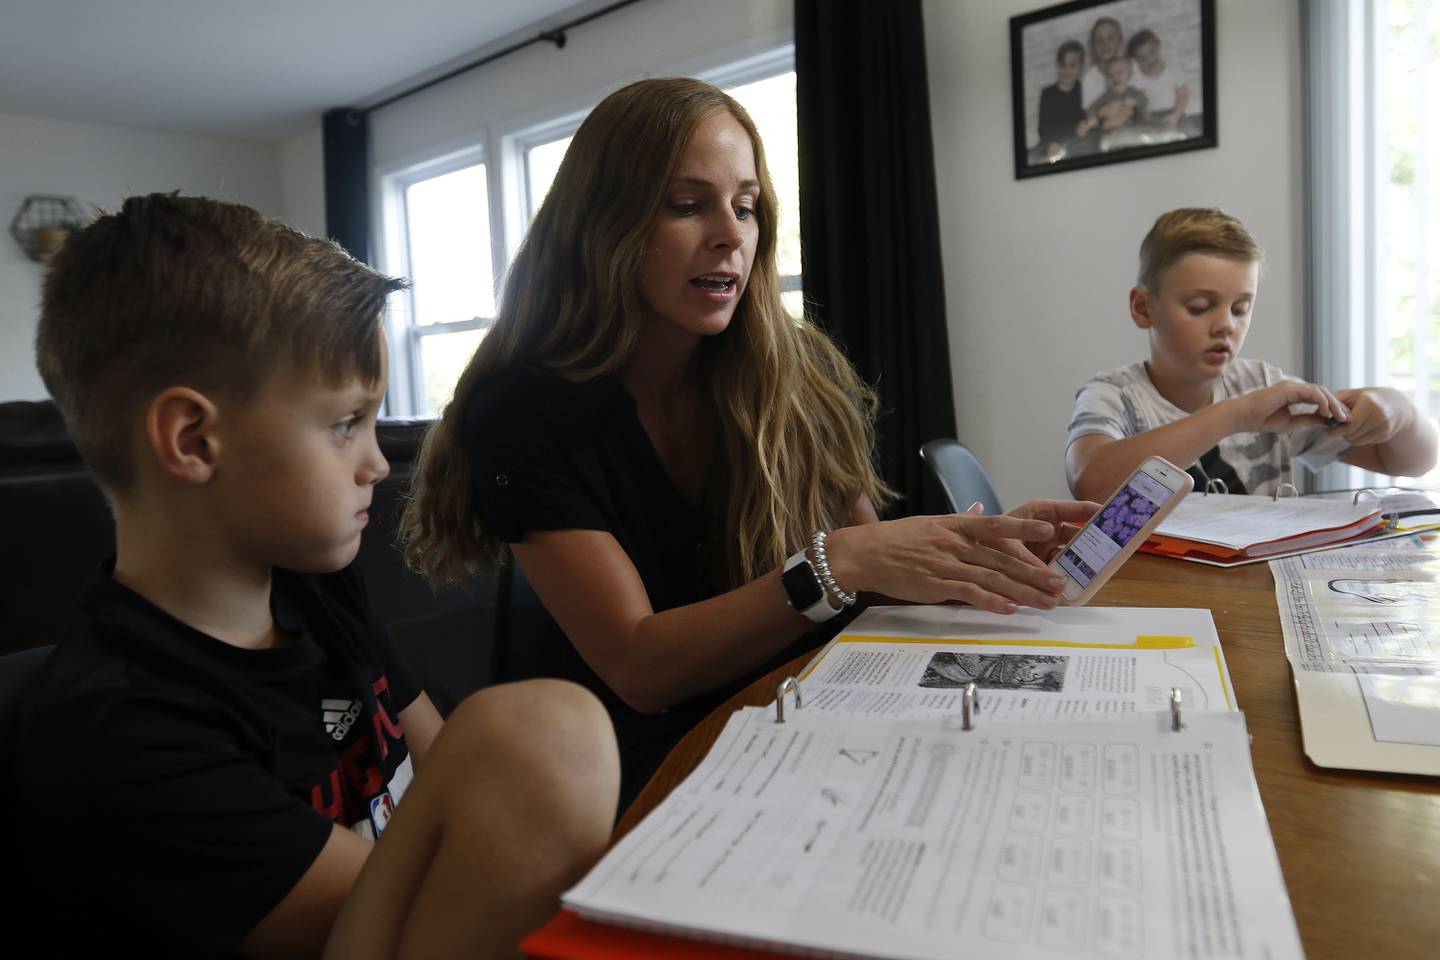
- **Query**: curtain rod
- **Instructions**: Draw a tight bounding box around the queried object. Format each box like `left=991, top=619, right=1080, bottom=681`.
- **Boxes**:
left=362, top=0, right=649, bottom=115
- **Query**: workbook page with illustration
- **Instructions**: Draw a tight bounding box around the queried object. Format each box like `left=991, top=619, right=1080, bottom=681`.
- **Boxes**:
left=793, top=605, right=1234, bottom=721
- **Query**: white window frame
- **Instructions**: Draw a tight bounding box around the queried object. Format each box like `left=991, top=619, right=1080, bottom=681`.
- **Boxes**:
left=376, top=141, right=501, bottom=417
left=1306, top=0, right=1437, bottom=490
left=1305, top=0, right=1374, bottom=491
left=499, top=107, right=591, bottom=265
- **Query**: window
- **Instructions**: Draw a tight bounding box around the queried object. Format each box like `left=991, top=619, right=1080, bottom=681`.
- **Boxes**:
left=1307, top=0, right=1438, bottom=488
left=381, top=149, right=498, bottom=416
left=723, top=69, right=804, bottom=319
left=524, top=135, right=573, bottom=222
left=380, top=47, right=800, bottom=417
left=1376, top=0, right=1437, bottom=449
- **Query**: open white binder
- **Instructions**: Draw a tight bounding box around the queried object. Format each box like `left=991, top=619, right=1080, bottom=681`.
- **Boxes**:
left=560, top=607, right=1301, bottom=960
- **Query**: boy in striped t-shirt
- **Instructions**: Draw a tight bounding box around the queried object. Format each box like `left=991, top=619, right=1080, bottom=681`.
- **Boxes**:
left=1066, top=208, right=1436, bottom=500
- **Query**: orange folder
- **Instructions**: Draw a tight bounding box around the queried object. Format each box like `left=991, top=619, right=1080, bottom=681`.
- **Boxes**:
left=522, top=910, right=796, bottom=960
left=1141, top=512, right=1385, bottom=564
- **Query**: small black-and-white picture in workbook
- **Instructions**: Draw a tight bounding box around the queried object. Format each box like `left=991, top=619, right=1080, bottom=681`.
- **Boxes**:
left=919, top=652, right=1068, bottom=692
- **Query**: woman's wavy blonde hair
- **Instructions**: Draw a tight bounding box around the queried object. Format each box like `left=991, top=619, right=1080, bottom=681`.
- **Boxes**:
left=400, top=76, right=892, bottom=589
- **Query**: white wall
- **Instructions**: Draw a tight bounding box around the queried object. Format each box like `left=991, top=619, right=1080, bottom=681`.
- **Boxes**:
left=0, top=112, right=284, bottom=400
left=279, top=124, right=326, bottom=240
left=924, top=0, right=1304, bottom=502
left=367, top=0, right=791, bottom=173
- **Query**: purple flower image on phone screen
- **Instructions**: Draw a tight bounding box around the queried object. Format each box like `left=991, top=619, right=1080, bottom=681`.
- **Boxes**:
left=1096, top=485, right=1160, bottom=545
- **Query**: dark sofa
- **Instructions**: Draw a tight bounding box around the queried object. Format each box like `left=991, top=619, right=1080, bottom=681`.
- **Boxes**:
left=0, top=400, right=498, bottom=714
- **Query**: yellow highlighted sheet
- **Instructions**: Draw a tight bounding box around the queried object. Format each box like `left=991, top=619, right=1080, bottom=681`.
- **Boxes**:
left=832, top=634, right=1197, bottom=650
left=795, top=605, right=1234, bottom=722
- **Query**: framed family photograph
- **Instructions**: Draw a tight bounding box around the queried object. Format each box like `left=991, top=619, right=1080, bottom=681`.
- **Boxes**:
left=1010, top=0, right=1216, bottom=179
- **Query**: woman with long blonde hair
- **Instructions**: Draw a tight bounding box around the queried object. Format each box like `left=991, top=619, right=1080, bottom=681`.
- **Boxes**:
left=402, top=77, right=1094, bottom=804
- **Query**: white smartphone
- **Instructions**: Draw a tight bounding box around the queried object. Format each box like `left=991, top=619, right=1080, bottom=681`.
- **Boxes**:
left=1050, top=456, right=1194, bottom=605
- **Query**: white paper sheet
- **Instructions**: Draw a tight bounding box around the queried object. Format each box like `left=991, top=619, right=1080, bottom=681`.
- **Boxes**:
left=1356, top=670, right=1440, bottom=746
left=1155, top=492, right=1380, bottom=549
left=566, top=709, right=1302, bottom=960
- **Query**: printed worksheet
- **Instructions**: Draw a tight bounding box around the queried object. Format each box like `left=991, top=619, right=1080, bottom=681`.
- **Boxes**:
left=1273, top=536, right=1440, bottom=670
left=788, top=606, right=1233, bottom=721
left=1272, top=533, right=1440, bottom=769
left=565, top=708, right=1302, bottom=960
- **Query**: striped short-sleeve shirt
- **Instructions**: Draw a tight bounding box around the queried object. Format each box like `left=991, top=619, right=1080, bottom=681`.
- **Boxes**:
left=1066, top=358, right=1349, bottom=495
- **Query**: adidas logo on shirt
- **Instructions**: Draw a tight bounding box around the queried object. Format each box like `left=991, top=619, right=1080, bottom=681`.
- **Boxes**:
left=322, top=698, right=363, bottom=741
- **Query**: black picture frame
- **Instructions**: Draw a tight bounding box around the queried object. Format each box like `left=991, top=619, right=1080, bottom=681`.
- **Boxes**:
left=1010, top=0, right=1216, bottom=179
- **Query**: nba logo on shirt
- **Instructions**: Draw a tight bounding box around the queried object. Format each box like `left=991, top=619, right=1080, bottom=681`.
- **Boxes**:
left=369, top=791, right=395, bottom=835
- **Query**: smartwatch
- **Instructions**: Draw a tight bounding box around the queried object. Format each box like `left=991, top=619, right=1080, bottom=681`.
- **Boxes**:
left=782, top=550, right=843, bottom=623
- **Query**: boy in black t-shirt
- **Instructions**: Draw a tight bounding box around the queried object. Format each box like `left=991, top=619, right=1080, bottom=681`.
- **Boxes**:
left=19, top=193, right=620, bottom=958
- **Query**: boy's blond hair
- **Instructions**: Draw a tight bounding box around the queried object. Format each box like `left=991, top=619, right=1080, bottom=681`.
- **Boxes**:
left=36, top=193, right=404, bottom=497
left=1138, top=208, right=1264, bottom=293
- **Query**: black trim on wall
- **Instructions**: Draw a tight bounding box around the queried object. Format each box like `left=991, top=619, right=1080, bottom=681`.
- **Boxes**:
left=795, top=0, right=957, bottom=517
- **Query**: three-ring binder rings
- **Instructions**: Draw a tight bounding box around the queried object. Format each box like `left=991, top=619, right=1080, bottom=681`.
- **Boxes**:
left=775, top=676, right=1183, bottom=734
left=527, top=607, right=1302, bottom=960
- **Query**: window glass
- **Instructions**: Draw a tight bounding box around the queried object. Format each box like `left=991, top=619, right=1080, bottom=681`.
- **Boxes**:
left=725, top=71, right=802, bottom=282
left=781, top=290, right=806, bottom=320
left=417, top=327, right=487, bottom=416
left=526, top=136, right=573, bottom=221
left=406, top=164, right=494, bottom=325
left=1378, top=0, right=1439, bottom=481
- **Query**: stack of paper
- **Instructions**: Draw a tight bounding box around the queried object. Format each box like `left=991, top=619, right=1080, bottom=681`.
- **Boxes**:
left=528, top=607, right=1302, bottom=960
left=549, top=710, right=1298, bottom=960
left=1143, top=493, right=1387, bottom=566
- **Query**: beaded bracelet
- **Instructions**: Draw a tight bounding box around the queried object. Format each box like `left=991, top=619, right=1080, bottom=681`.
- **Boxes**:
left=810, top=530, right=857, bottom=606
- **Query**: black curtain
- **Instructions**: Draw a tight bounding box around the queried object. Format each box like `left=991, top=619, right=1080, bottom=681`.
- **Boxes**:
left=322, top=108, right=371, bottom=263
left=795, top=0, right=957, bottom=517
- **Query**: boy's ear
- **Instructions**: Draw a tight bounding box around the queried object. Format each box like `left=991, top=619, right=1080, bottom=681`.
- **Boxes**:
left=1129, top=285, right=1153, bottom=329
left=145, top=387, right=221, bottom=485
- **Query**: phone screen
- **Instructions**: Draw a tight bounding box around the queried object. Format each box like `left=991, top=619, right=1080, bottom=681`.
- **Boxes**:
left=1056, top=468, right=1175, bottom=588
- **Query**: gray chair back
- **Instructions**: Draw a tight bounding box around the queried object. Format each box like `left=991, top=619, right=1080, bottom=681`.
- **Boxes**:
left=919, top=439, right=1003, bottom=515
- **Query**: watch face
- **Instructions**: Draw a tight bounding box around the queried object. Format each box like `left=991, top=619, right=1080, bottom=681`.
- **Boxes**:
left=781, top=560, right=825, bottom=610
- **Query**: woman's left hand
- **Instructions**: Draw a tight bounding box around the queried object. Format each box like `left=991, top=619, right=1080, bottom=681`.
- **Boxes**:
left=971, top=499, right=1101, bottom=566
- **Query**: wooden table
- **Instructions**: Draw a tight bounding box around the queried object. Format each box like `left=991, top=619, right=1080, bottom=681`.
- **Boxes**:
left=615, top=555, right=1440, bottom=959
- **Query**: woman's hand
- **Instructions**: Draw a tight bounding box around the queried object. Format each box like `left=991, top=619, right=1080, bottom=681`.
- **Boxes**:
left=996, top=499, right=1102, bottom=564
left=825, top=512, right=1072, bottom=614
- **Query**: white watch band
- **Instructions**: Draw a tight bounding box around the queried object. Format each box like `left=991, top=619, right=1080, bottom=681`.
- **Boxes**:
left=783, top=549, right=843, bottom=623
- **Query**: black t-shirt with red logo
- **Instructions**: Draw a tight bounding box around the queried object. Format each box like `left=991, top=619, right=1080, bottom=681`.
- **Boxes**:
left=16, top=564, right=420, bottom=957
